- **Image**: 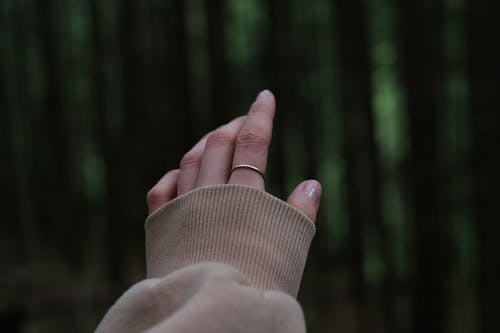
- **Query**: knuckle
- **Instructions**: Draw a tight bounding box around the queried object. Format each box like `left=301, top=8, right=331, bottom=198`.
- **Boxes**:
left=250, top=100, right=273, bottom=116
left=207, top=128, right=234, bottom=147
left=146, top=187, right=163, bottom=206
left=291, top=199, right=315, bottom=220
left=250, top=100, right=266, bottom=112
left=237, top=127, right=268, bottom=148
left=180, top=151, right=202, bottom=169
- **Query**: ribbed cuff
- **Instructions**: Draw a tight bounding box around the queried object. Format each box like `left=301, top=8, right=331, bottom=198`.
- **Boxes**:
left=145, top=185, right=316, bottom=297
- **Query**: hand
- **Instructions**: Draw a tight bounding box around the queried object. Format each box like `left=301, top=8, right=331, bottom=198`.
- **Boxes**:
left=146, top=90, right=322, bottom=222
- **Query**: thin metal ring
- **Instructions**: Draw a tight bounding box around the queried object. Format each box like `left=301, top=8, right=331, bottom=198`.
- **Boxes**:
left=231, top=164, right=265, bottom=180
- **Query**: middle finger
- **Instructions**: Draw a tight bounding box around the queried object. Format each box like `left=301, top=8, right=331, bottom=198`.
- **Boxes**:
left=196, top=116, right=247, bottom=187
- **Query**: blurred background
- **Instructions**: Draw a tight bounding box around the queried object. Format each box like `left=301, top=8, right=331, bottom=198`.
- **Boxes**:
left=1, top=0, right=499, bottom=332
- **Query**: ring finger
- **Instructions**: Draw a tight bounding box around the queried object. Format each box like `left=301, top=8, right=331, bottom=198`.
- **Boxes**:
left=177, top=135, right=208, bottom=195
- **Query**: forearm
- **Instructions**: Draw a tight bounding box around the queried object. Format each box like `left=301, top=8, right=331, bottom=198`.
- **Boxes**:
left=96, top=263, right=306, bottom=333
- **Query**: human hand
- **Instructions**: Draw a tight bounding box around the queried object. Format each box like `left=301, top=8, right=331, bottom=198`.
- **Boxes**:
left=146, top=90, right=322, bottom=222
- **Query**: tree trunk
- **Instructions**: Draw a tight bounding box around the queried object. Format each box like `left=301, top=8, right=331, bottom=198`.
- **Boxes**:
left=205, top=0, right=231, bottom=126
left=397, top=1, right=447, bottom=332
left=172, top=0, right=194, bottom=154
left=333, top=0, right=372, bottom=307
left=0, top=6, right=18, bottom=262
left=37, top=0, right=83, bottom=263
left=266, top=0, right=290, bottom=196
left=466, top=1, right=500, bottom=331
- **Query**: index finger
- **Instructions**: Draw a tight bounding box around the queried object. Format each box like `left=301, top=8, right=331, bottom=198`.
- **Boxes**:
left=228, top=90, right=276, bottom=189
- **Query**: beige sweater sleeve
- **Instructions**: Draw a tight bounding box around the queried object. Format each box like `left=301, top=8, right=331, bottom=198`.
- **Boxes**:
left=96, top=185, right=316, bottom=333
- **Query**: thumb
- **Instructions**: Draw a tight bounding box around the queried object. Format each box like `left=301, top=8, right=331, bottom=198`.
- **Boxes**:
left=286, top=180, right=322, bottom=223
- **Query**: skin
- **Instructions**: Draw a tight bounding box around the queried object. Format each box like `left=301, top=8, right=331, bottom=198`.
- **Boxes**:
left=146, top=90, right=322, bottom=223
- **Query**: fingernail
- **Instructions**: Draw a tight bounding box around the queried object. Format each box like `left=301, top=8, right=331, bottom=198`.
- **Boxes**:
left=256, top=89, right=271, bottom=101
left=303, top=180, right=322, bottom=206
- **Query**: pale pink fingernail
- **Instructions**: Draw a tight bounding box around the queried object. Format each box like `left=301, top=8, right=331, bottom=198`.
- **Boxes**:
left=303, top=180, right=322, bottom=205
left=256, top=89, right=271, bottom=101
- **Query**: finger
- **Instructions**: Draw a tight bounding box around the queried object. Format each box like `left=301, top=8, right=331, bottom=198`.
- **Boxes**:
left=177, top=135, right=207, bottom=195
left=146, top=169, right=181, bottom=214
left=286, top=180, right=322, bottom=223
left=197, top=116, right=247, bottom=187
left=228, top=90, right=275, bottom=189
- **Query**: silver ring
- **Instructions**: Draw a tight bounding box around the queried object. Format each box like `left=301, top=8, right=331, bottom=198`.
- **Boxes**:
left=231, top=164, right=265, bottom=180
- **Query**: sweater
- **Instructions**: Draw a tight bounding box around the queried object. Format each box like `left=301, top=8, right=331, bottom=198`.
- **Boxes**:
left=96, top=184, right=316, bottom=333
